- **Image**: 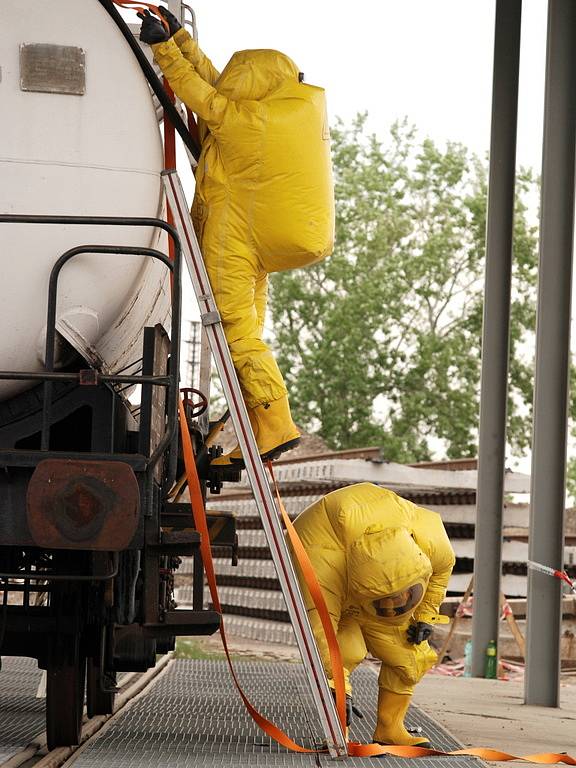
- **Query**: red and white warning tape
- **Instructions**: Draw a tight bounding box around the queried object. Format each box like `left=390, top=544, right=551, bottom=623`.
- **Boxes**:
left=527, top=560, right=576, bottom=595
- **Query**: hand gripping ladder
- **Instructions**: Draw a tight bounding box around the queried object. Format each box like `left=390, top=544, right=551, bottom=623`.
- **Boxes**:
left=162, top=169, right=347, bottom=759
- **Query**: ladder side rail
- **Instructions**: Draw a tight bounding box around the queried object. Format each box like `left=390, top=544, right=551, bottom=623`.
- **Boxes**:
left=162, top=170, right=346, bottom=758
left=197, top=326, right=212, bottom=436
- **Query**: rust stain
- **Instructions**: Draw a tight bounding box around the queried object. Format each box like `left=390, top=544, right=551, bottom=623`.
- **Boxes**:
left=26, top=459, right=140, bottom=551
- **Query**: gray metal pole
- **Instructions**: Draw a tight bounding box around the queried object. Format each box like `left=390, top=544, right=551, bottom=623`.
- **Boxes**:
left=525, top=0, right=576, bottom=707
left=471, top=0, right=521, bottom=678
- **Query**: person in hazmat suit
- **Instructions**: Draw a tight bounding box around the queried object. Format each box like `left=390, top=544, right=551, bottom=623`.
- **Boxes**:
left=139, top=9, right=334, bottom=466
left=290, top=482, right=455, bottom=747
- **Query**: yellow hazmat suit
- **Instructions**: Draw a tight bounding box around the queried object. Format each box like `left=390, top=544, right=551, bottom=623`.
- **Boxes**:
left=291, top=482, right=455, bottom=746
left=152, top=30, right=334, bottom=462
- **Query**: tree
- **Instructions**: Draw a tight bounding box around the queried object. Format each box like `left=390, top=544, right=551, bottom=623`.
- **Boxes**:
left=269, top=116, right=540, bottom=462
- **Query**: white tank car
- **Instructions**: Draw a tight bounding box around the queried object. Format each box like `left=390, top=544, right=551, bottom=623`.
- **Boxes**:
left=0, top=0, right=171, bottom=402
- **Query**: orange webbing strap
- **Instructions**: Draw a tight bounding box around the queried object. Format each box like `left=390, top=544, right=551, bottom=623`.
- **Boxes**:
left=267, top=462, right=347, bottom=729
left=112, top=0, right=169, bottom=29
left=164, top=78, right=176, bottom=172
left=177, top=399, right=319, bottom=753
left=267, top=464, right=576, bottom=765
left=346, top=745, right=576, bottom=763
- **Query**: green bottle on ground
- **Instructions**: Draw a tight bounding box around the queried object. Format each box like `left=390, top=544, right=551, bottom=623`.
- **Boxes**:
left=485, top=639, right=497, bottom=679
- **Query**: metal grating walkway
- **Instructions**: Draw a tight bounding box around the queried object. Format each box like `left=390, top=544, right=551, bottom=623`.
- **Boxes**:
left=70, top=660, right=483, bottom=768
left=0, top=656, right=45, bottom=763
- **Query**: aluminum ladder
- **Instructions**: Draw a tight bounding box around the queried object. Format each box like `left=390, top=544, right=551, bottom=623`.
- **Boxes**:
left=162, top=169, right=347, bottom=759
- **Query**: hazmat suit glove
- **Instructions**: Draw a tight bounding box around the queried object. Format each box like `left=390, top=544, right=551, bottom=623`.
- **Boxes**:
left=406, top=621, right=434, bottom=645
left=331, top=690, right=363, bottom=727
left=158, top=6, right=182, bottom=37
left=138, top=9, right=170, bottom=44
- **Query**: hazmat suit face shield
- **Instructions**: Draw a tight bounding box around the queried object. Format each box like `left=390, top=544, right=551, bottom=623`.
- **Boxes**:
left=371, top=583, right=425, bottom=618
left=348, top=526, right=433, bottom=622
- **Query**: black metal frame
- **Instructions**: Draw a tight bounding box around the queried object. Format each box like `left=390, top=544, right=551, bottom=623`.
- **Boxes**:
left=0, top=214, right=181, bottom=477
left=0, top=213, right=181, bottom=595
left=0, top=212, right=223, bottom=673
left=0, top=553, right=119, bottom=582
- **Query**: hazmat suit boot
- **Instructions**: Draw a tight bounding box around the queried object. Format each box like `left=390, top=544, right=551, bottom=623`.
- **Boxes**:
left=230, top=396, right=300, bottom=466
left=373, top=689, right=430, bottom=748
left=211, top=408, right=259, bottom=467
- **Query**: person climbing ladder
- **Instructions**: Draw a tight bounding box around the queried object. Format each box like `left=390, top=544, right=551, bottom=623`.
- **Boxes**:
left=139, top=7, right=335, bottom=466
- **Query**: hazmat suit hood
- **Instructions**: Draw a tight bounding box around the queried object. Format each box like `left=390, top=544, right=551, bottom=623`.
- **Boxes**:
left=215, top=49, right=300, bottom=101
left=348, top=526, right=433, bottom=618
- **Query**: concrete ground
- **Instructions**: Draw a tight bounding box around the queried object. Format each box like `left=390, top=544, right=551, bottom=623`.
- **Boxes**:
left=187, top=633, right=576, bottom=762
left=414, top=675, right=576, bottom=759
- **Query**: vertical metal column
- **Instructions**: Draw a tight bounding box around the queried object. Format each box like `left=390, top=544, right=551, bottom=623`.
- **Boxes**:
left=471, top=0, right=522, bottom=677
left=525, top=0, right=576, bottom=707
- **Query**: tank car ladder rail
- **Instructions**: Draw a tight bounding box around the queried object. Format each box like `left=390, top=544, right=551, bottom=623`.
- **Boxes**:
left=162, top=169, right=347, bottom=759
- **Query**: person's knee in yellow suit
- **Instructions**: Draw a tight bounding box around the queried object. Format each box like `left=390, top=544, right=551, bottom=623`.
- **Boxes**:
left=139, top=8, right=334, bottom=466
left=203, top=241, right=299, bottom=464
left=290, top=483, right=456, bottom=747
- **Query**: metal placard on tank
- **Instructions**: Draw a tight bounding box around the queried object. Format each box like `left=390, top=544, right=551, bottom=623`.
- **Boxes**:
left=20, top=43, right=85, bottom=95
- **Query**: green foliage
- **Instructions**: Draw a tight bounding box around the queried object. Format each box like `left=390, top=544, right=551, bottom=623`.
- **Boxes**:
left=269, top=116, right=540, bottom=462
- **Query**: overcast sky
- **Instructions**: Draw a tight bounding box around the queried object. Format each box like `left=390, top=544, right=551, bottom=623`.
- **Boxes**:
left=187, top=0, right=548, bottom=172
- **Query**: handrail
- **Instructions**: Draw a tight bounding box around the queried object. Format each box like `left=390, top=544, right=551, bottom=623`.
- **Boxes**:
left=0, top=214, right=181, bottom=474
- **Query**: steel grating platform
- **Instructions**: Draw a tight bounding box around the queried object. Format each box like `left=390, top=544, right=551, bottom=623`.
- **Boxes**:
left=69, top=660, right=484, bottom=768
left=0, top=656, right=45, bottom=763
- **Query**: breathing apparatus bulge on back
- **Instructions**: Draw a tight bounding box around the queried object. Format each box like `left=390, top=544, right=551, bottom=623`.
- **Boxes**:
left=213, top=49, right=335, bottom=273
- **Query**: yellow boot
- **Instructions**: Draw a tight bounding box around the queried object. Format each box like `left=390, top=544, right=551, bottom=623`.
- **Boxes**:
left=229, top=396, right=300, bottom=466
left=373, top=689, right=430, bottom=748
left=211, top=407, right=259, bottom=467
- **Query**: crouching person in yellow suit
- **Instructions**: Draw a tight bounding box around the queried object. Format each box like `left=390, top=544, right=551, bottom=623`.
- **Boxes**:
left=290, top=482, right=456, bottom=747
left=139, top=8, right=334, bottom=466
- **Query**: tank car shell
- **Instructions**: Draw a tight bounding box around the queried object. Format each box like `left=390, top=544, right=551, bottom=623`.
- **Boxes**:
left=0, top=0, right=170, bottom=402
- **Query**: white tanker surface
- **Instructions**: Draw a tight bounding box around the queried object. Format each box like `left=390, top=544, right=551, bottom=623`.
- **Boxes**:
left=0, top=0, right=171, bottom=402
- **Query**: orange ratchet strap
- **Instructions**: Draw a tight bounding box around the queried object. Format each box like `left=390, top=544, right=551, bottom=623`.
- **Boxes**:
left=112, top=0, right=169, bottom=30
left=178, top=399, right=317, bottom=753
left=178, top=403, right=575, bottom=763
left=267, top=461, right=347, bottom=729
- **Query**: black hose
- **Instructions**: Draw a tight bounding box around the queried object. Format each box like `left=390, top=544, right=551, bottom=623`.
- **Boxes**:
left=97, top=0, right=201, bottom=161
left=0, top=579, right=8, bottom=653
